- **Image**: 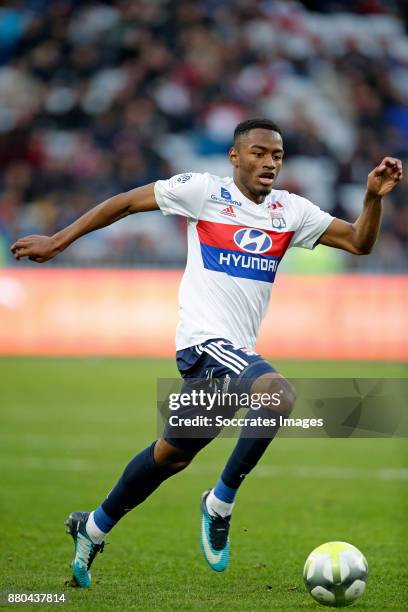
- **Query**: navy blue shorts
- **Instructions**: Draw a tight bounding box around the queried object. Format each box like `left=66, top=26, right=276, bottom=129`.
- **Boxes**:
left=163, top=338, right=275, bottom=452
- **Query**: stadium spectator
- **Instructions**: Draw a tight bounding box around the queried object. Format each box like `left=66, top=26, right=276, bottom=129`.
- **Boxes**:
left=0, top=0, right=407, bottom=270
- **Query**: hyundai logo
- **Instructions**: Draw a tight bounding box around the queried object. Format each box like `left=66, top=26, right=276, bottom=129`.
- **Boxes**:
left=233, top=228, right=272, bottom=254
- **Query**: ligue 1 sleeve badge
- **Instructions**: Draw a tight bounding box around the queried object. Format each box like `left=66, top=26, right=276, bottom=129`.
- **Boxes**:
left=268, top=201, right=287, bottom=229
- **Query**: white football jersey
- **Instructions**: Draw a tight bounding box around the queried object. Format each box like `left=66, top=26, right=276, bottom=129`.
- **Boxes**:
left=154, top=172, right=333, bottom=351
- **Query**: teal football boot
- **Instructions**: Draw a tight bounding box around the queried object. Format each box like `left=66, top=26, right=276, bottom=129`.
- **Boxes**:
left=200, top=490, right=231, bottom=572
left=65, top=511, right=104, bottom=588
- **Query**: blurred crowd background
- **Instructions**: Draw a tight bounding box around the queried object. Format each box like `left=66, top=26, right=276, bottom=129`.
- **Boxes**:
left=0, top=0, right=407, bottom=271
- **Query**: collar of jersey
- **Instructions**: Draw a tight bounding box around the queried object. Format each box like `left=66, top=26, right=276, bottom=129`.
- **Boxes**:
left=231, top=180, right=271, bottom=208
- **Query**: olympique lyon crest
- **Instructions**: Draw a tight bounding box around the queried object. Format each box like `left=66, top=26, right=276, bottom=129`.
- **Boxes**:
left=268, top=201, right=286, bottom=229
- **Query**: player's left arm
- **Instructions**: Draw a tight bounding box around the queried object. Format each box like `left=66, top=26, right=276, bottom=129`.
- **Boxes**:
left=318, top=157, right=403, bottom=255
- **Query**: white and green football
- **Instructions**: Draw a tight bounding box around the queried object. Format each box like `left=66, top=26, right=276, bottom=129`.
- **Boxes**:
left=303, top=541, right=368, bottom=607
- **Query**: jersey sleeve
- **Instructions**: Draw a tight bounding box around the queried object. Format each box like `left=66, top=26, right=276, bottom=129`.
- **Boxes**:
left=154, top=172, right=207, bottom=219
left=289, top=195, right=334, bottom=250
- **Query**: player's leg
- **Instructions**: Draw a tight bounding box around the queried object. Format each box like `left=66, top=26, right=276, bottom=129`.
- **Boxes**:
left=66, top=344, right=217, bottom=588
left=206, top=371, right=295, bottom=516
left=66, top=437, right=200, bottom=588
left=91, top=438, right=197, bottom=534
left=201, top=354, right=295, bottom=572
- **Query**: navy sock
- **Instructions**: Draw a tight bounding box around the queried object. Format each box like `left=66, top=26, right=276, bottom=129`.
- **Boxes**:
left=217, top=408, right=281, bottom=496
left=100, top=441, right=173, bottom=525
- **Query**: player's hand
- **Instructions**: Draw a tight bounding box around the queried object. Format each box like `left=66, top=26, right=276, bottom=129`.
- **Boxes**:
left=10, top=235, right=61, bottom=263
left=366, top=157, right=402, bottom=197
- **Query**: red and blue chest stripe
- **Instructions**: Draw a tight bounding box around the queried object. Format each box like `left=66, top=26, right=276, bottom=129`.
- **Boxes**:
left=196, top=220, right=294, bottom=283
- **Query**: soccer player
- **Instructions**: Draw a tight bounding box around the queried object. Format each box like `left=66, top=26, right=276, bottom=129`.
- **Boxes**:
left=11, top=119, right=402, bottom=587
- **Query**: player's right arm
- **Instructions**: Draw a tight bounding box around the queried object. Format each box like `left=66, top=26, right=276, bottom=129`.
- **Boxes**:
left=10, top=183, right=158, bottom=263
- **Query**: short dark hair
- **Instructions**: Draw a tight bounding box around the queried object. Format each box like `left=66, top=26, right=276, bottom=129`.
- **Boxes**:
left=233, top=118, right=282, bottom=144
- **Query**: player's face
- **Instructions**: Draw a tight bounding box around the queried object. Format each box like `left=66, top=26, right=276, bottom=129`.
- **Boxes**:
left=229, top=129, right=284, bottom=203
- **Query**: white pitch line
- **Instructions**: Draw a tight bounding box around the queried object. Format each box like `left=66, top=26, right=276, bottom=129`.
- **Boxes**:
left=0, top=456, right=407, bottom=480
left=0, top=457, right=92, bottom=472
left=186, top=464, right=408, bottom=481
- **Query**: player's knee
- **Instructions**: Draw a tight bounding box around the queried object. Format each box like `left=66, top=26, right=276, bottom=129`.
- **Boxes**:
left=163, top=458, right=192, bottom=474
left=156, top=455, right=193, bottom=476
left=277, top=378, right=296, bottom=415
left=251, top=373, right=296, bottom=417
left=153, top=438, right=195, bottom=474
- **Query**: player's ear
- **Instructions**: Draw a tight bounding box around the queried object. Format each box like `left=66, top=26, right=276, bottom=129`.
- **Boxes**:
left=229, top=146, right=239, bottom=168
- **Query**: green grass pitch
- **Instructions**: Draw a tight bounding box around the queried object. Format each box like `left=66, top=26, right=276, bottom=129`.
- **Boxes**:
left=0, top=358, right=407, bottom=611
